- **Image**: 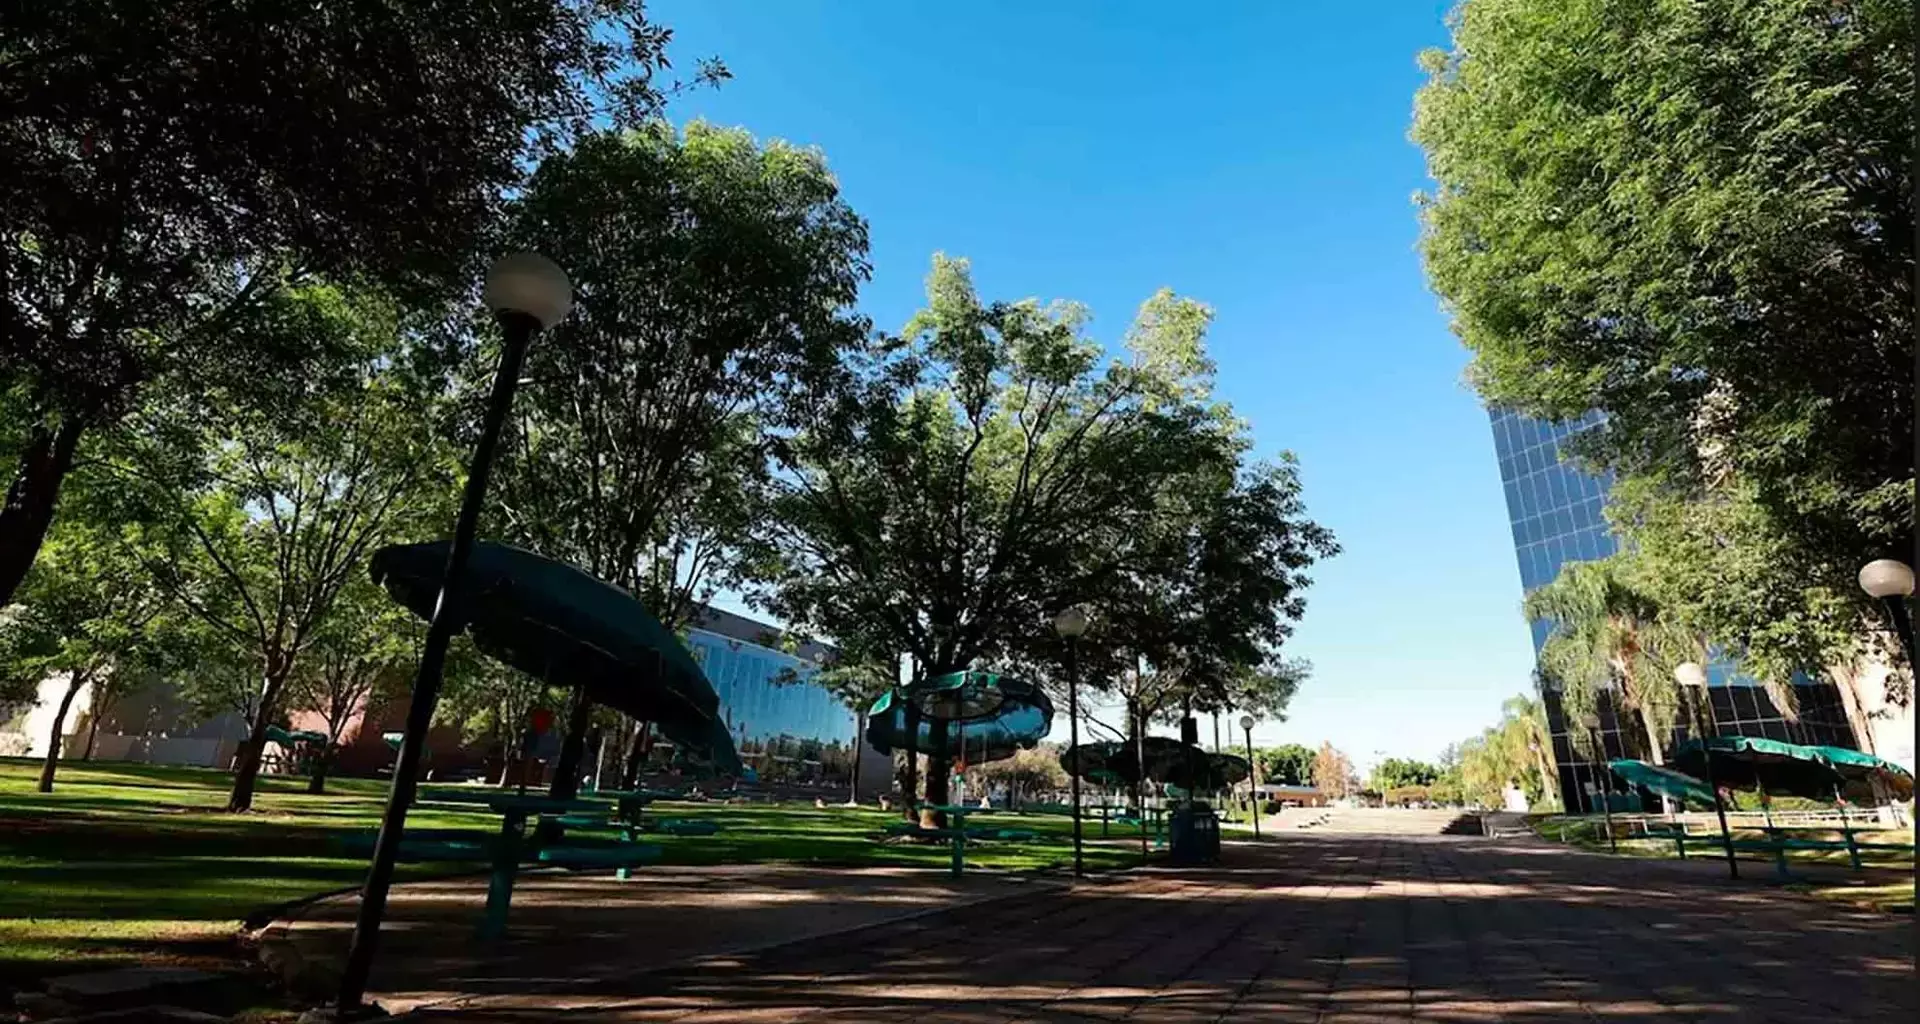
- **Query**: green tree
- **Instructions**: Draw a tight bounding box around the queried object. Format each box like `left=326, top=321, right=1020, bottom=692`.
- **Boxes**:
left=1257, top=742, right=1317, bottom=787
left=1414, top=0, right=1913, bottom=682
left=1371, top=757, right=1440, bottom=791
left=1454, top=693, right=1559, bottom=810
left=286, top=575, right=419, bottom=794
left=1523, top=556, right=1710, bottom=766
left=0, top=0, right=715, bottom=609
left=759, top=257, right=1332, bottom=814
left=124, top=319, right=452, bottom=811
left=490, top=121, right=869, bottom=798
left=0, top=517, right=174, bottom=791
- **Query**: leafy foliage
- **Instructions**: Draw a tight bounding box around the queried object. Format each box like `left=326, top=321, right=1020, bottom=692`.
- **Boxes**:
left=1371, top=757, right=1440, bottom=791
left=493, top=122, right=869, bottom=605
left=1256, top=742, right=1317, bottom=786
left=0, top=0, right=715, bottom=607
left=0, top=516, right=178, bottom=789
left=113, top=291, right=455, bottom=810
left=1311, top=742, right=1356, bottom=799
left=1454, top=694, right=1557, bottom=810
left=1414, top=0, right=1914, bottom=683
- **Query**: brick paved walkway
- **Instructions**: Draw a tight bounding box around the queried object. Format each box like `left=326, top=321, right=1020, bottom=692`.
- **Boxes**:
left=406, top=836, right=1912, bottom=1024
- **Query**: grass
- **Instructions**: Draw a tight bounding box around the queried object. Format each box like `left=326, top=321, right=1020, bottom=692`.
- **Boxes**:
left=0, top=758, right=1139, bottom=994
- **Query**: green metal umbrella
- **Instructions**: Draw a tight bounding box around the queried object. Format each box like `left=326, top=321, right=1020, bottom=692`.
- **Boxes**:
left=1667, top=735, right=1909, bottom=802
left=371, top=540, right=742, bottom=776
left=1608, top=759, right=1717, bottom=809
left=1801, top=743, right=1914, bottom=801
left=266, top=725, right=330, bottom=746
left=865, top=673, right=1053, bottom=764
left=1062, top=737, right=1229, bottom=787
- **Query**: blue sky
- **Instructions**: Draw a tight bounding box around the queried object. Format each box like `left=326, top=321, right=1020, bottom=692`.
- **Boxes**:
left=653, top=0, right=1536, bottom=767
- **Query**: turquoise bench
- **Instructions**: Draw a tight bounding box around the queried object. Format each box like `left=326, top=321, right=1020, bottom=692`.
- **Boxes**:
left=1646, top=824, right=1915, bottom=879
left=329, top=828, right=495, bottom=862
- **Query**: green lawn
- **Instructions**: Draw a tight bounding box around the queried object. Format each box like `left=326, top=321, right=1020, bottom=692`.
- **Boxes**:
left=1530, top=814, right=1916, bottom=911
left=0, top=758, right=1136, bottom=991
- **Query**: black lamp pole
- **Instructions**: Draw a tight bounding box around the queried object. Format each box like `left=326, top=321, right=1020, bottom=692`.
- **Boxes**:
left=337, top=260, right=562, bottom=1015
left=1065, top=637, right=1083, bottom=877
left=1242, top=720, right=1259, bottom=839
left=1875, top=595, right=1916, bottom=664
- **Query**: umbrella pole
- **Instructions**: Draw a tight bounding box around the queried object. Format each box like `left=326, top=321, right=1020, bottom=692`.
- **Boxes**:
left=338, top=308, right=540, bottom=1014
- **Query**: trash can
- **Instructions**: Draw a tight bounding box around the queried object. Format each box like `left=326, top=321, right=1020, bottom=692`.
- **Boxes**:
left=1168, top=806, right=1221, bottom=865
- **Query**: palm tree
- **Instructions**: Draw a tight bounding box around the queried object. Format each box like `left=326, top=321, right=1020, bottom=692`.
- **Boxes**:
left=1524, top=557, right=1691, bottom=768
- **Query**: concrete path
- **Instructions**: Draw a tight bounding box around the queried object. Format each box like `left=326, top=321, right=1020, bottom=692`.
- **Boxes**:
left=377, top=834, right=1912, bottom=1023
left=258, top=865, right=1060, bottom=1015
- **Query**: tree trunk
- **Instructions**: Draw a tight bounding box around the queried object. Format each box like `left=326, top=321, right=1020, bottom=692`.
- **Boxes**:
left=923, top=717, right=952, bottom=828
left=0, top=415, right=87, bottom=609
left=622, top=719, right=652, bottom=790
left=81, top=702, right=104, bottom=761
left=227, top=660, right=292, bottom=812
left=307, top=748, right=332, bottom=794
left=548, top=690, right=594, bottom=801
left=37, top=673, right=87, bottom=793
left=902, top=700, right=921, bottom=822
left=1636, top=707, right=1672, bottom=814
left=1825, top=661, right=1877, bottom=755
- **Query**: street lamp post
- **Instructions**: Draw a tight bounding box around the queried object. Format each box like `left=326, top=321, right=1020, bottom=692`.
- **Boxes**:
left=1053, top=606, right=1091, bottom=878
left=1858, top=560, right=1917, bottom=663
left=1578, top=712, right=1617, bottom=854
left=336, top=254, right=571, bottom=1016
left=1676, top=661, right=1739, bottom=879
left=1240, top=714, right=1259, bottom=839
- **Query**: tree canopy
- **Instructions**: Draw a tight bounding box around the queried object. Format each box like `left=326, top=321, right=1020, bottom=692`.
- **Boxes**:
left=1415, top=0, right=1914, bottom=685
left=0, top=0, right=716, bottom=608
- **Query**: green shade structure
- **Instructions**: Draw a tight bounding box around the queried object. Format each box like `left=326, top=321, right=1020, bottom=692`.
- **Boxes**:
left=1669, top=735, right=1913, bottom=802
left=1062, top=737, right=1237, bottom=788
left=1608, top=759, right=1717, bottom=809
left=1802, top=744, right=1915, bottom=801
left=908, top=669, right=1012, bottom=722
left=371, top=540, right=742, bottom=776
left=865, top=673, right=1053, bottom=764
left=265, top=725, right=329, bottom=746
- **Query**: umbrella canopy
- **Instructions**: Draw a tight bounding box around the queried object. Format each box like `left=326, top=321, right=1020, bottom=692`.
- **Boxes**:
left=907, top=669, right=1011, bottom=722
left=1608, top=759, right=1717, bottom=809
left=1062, top=737, right=1237, bottom=788
left=371, top=540, right=742, bottom=776
left=865, top=674, right=1053, bottom=764
left=266, top=725, right=329, bottom=746
left=1801, top=744, right=1915, bottom=801
left=1668, top=735, right=1908, bottom=802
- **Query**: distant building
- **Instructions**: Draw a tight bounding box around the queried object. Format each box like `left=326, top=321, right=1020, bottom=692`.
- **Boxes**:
left=4, top=601, right=891, bottom=797
left=1487, top=408, right=1860, bottom=811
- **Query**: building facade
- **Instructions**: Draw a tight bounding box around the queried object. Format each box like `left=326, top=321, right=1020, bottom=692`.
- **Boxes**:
left=682, top=604, right=889, bottom=794
left=1487, top=408, right=1860, bottom=812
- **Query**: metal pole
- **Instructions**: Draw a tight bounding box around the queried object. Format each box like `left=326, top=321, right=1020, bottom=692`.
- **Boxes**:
left=337, top=311, right=539, bottom=1013
left=1589, top=725, right=1617, bottom=853
left=1066, top=638, right=1084, bottom=878
left=1878, top=595, right=1917, bottom=664
left=1690, top=697, right=1739, bottom=880
left=1244, top=725, right=1259, bottom=839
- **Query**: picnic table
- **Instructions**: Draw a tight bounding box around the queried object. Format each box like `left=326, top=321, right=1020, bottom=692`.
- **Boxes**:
left=403, top=790, right=657, bottom=937
left=884, top=804, right=1040, bottom=876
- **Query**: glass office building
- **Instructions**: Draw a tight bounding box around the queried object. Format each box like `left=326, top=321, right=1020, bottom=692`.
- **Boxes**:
left=1488, top=408, right=1857, bottom=811
left=680, top=606, right=866, bottom=788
